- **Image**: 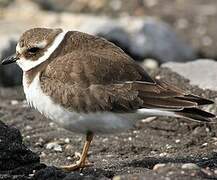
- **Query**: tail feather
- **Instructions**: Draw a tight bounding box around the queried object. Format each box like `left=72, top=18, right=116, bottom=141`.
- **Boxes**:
left=127, top=79, right=216, bottom=123
left=176, top=94, right=214, bottom=106
left=174, top=108, right=216, bottom=122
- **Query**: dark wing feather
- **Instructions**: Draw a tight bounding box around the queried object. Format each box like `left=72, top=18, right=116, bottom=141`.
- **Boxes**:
left=175, top=108, right=216, bottom=122
left=175, top=94, right=214, bottom=105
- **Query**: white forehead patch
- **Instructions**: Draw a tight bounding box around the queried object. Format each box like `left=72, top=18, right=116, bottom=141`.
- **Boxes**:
left=16, top=30, right=68, bottom=72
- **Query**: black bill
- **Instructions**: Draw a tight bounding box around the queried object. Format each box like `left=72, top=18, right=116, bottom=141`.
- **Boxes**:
left=1, top=56, right=19, bottom=65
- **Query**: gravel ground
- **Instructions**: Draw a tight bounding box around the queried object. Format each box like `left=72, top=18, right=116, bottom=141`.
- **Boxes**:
left=0, top=67, right=217, bottom=179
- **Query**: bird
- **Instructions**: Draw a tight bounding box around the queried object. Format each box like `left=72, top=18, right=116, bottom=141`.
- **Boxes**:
left=1, top=28, right=216, bottom=171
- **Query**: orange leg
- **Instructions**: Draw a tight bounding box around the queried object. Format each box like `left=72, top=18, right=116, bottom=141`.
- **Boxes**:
left=61, top=132, right=94, bottom=172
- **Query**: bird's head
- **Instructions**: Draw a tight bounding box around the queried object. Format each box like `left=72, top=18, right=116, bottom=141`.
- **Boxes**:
left=1, top=28, right=67, bottom=71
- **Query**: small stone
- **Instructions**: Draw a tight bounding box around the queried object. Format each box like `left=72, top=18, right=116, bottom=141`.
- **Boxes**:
left=182, top=163, right=200, bottom=170
left=113, top=176, right=121, bottom=180
left=25, top=125, right=32, bottom=131
left=26, top=135, right=31, bottom=139
left=102, top=138, right=108, bottom=142
left=202, top=142, right=208, bottom=147
left=133, top=130, right=139, bottom=134
left=54, top=146, right=62, bottom=152
left=40, top=152, right=46, bottom=158
left=65, top=144, right=74, bottom=152
left=202, top=157, right=208, bottom=160
left=11, top=100, right=18, bottom=105
left=128, top=137, right=132, bottom=141
left=67, top=156, right=72, bottom=160
left=175, top=139, right=180, bottom=143
left=159, top=152, right=168, bottom=157
left=153, top=163, right=166, bottom=171
left=141, top=116, right=156, bottom=123
left=114, top=136, right=119, bottom=140
left=35, top=137, right=45, bottom=147
left=155, top=75, right=161, bottom=80
left=150, top=150, right=157, bottom=154
left=64, top=138, right=70, bottom=144
left=165, top=144, right=172, bottom=149
left=205, top=128, right=210, bottom=132
left=46, top=142, right=62, bottom=152
left=106, top=154, right=113, bottom=157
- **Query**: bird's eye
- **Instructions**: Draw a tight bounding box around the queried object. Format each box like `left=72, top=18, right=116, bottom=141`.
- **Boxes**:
left=27, top=47, right=40, bottom=54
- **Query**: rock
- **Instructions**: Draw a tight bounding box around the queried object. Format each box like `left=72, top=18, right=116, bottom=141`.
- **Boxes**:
left=46, top=142, right=63, bottom=152
left=153, top=163, right=166, bottom=171
left=32, top=0, right=107, bottom=13
left=96, top=25, right=132, bottom=59
left=182, top=163, right=200, bottom=170
left=0, top=121, right=99, bottom=179
left=162, top=59, right=217, bottom=91
left=112, top=169, right=202, bottom=180
left=130, top=19, right=197, bottom=63
left=34, top=165, right=113, bottom=180
left=32, top=0, right=71, bottom=12
left=33, top=166, right=67, bottom=180
left=33, top=166, right=97, bottom=180
left=0, top=36, right=22, bottom=87
left=0, top=121, right=44, bottom=178
left=153, top=59, right=217, bottom=116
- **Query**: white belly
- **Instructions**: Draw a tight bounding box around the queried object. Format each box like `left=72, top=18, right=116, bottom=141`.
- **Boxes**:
left=23, top=73, right=136, bottom=134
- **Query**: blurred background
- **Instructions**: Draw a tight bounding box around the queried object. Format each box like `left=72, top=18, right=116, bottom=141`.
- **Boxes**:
left=0, top=0, right=217, bottom=87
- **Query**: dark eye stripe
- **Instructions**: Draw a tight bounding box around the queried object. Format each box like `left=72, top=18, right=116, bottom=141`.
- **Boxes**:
left=28, top=47, right=40, bottom=53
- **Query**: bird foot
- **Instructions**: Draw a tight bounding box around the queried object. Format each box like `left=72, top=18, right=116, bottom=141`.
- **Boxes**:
left=60, top=161, right=93, bottom=172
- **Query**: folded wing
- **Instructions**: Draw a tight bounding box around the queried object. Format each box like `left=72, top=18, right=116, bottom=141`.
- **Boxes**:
left=41, top=51, right=216, bottom=122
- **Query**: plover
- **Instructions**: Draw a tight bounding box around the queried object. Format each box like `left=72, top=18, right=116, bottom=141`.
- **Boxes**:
left=1, top=28, right=216, bottom=171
